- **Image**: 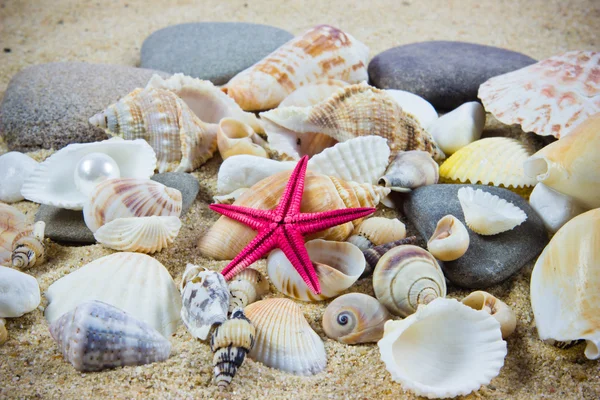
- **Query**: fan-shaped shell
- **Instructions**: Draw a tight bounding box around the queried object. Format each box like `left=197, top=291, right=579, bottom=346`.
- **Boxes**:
left=379, top=150, right=439, bottom=192
left=0, top=266, right=41, bottom=318
left=217, top=118, right=268, bottom=160
left=11, top=221, right=45, bottom=269
left=44, top=252, right=181, bottom=337
left=427, top=215, right=469, bottom=261
left=245, top=298, right=327, bottom=375
left=228, top=268, right=270, bottom=313
left=0, top=203, right=27, bottom=266
left=462, top=291, right=516, bottom=339
left=279, top=79, right=350, bottom=108
left=21, top=138, right=156, bottom=210
left=348, top=217, right=406, bottom=251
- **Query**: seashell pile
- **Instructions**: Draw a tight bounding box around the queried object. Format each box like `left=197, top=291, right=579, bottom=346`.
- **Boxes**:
left=347, top=217, right=406, bottom=251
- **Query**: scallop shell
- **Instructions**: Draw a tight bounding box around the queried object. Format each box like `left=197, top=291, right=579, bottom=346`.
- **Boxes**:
left=83, top=178, right=182, bottom=233
left=379, top=151, right=439, bottom=192
left=322, top=293, right=391, bottom=344
left=457, top=187, right=527, bottom=235
left=428, top=102, right=485, bottom=155
left=245, top=298, right=327, bottom=375
left=267, top=239, right=365, bottom=301
left=45, top=252, right=181, bottom=337
left=11, top=221, right=45, bottom=269
left=384, top=90, right=438, bottom=128
left=93, top=216, right=181, bottom=254
left=378, top=298, right=507, bottom=399
left=439, top=137, right=537, bottom=189
left=530, top=209, right=600, bottom=359
left=49, top=300, right=171, bottom=372
left=427, top=215, right=469, bottom=261
left=228, top=268, right=270, bottom=313
left=347, top=217, right=406, bottom=251
left=461, top=291, right=516, bottom=339
left=279, top=79, right=350, bottom=108
left=21, top=138, right=156, bottom=210
left=0, top=318, right=6, bottom=346
left=0, top=152, right=38, bottom=203
left=225, top=25, right=369, bottom=111
left=529, top=183, right=586, bottom=233
left=0, top=203, right=27, bottom=266
left=217, top=118, right=268, bottom=160
left=0, top=266, right=41, bottom=318
left=373, top=245, right=446, bottom=317
left=478, top=51, right=600, bottom=138
left=362, top=236, right=419, bottom=277
left=89, top=87, right=218, bottom=173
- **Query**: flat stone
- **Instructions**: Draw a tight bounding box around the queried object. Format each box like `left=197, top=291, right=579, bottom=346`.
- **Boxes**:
left=402, top=184, right=548, bottom=288
left=141, top=22, right=294, bottom=85
left=0, top=62, right=168, bottom=152
left=151, top=172, right=199, bottom=215
left=368, top=41, right=536, bottom=110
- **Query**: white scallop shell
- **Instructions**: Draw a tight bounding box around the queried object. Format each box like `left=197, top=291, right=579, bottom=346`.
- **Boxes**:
left=21, top=138, right=156, bottom=210
left=0, top=266, right=41, bottom=318
left=93, top=216, right=181, bottom=254
left=279, top=79, right=350, bottom=108
left=385, top=89, right=438, bottom=128
left=457, top=187, right=527, bottom=235
left=44, top=252, right=181, bottom=337
left=378, top=298, right=507, bottom=399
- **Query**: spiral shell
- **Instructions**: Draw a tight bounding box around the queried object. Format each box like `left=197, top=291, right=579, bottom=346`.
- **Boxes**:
left=461, top=291, right=516, bottom=339
left=0, top=203, right=27, bottom=266
left=217, top=118, right=268, bottom=160
left=378, top=151, right=439, bottom=192
left=228, top=268, right=270, bottom=313
left=11, top=221, right=45, bottom=269
left=348, top=217, right=406, bottom=251
left=373, top=245, right=447, bottom=317
left=362, top=236, right=418, bottom=277
left=427, top=215, right=469, bottom=261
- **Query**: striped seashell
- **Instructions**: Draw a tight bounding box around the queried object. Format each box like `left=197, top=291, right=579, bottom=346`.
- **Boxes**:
left=12, top=221, right=45, bottom=269
left=362, top=236, right=419, bottom=278
left=217, top=118, right=268, bottom=160
left=227, top=268, right=270, bottom=313
left=0, top=203, right=28, bottom=266
left=279, top=79, right=350, bottom=108
left=83, top=178, right=182, bottom=233
left=348, top=217, right=406, bottom=251
left=225, top=25, right=369, bottom=111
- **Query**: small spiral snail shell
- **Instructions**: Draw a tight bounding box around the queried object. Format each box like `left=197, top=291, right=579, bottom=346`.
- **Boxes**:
left=227, top=268, right=270, bottom=313
left=347, top=217, right=406, bottom=251
left=427, top=215, right=469, bottom=261
left=12, top=221, right=46, bottom=269
left=461, top=291, right=516, bottom=339
left=361, top=236, right=418, bottom=278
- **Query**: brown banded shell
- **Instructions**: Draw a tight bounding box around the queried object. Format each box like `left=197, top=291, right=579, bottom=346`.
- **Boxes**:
left=227, top=268, right=270, bottom=313
left=427, top=215, right=469, bottom=261
left=11, top=221, right=45, bottom=269
left=362, top=236, right=418, bottom=277
left=378, top=151, right=439, bottom=192
left=461, top=291, right=517, bottom=339
left=348, top=217, right=406, bottom=251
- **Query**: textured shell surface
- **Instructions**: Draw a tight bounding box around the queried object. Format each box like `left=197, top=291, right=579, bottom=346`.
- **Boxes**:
left=12, top=221, right=46, bottom=269
left=21, top=138, right=156, bottom=210
left=428, top=102, right=486, bottom=155
left=83, top=178, right=182, bottom=233
left=529, top=183, right=586, bottom=233
left=245, top=298, right=327, bottom=375
left=93, top=216, right=181, bottom=254
left=0, top=266, right=41, bottom=318
left=180, top=264, right=230, bottom=340
left=217, top=118, right=268, bottom=160
left=0, top=318, right=6, bottom=346
left=478, top=51, right=600, bottom=138
left=0, top=203, right=27, bottom=266
left=322, top=293, right=391, bottom=344
left=49, top=300, right=171, bottom=372
left=427, top=215, right=470, bottom=262
left=362, top=236, right=419, bottom=277
left=378, top=298, right=507, bottom=399
left=0, top=152, right=38, bottom=203
left=217, top=155, right=295, bottom=195
left=462, top=291, right=517, bottom=339
left=384, top=89, right=439, bottom=128
left=457, top=187, right=527, bottom=235
left=348, top=217, right=406, bottom=251
left=228, top=268, right=270, bottom=312
left=530, top=209, right=600, bottom=359
left=439, top=137, right=537, bottom=189
left=379, top=150, right=439, bottom=192
left=279, top=79, right=350, bottom=108
left=44, top=252, right=181, bottom=337
left=225, top=25, right=369, bottom=111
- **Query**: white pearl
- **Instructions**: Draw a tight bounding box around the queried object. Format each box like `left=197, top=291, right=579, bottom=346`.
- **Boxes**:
left=74, top=153, right=120, bottom=196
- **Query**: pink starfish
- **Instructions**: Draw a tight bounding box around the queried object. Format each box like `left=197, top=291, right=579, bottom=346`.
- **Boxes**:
left=210, top=155, right=376, bottom=294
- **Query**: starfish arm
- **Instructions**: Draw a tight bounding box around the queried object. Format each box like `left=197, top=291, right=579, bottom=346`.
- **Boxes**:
left=294, top=207, right=377, bottom=235
left=278, top=225, right=321, bottom=294
left=274, top=155, right=309, bottom=217
left=221, top=227, right=278, bottom=280
left=210, top=203, right=273, bottom=230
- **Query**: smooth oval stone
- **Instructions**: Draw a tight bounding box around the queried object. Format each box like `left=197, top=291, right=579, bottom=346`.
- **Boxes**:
left=368, top=41, right=536, bottom=110
left=402, top=184, right=548, bottom=288
left=141, top=22, right=294, bottom=86
left=0, top=152, right=38, bottom=203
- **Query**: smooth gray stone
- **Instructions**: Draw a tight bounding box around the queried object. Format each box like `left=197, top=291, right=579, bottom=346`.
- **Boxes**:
left=401, top=184, right=548, bottom=288
left=150, top=172, right=199, bottom=215
left=140, top=22, right=294, bottom=85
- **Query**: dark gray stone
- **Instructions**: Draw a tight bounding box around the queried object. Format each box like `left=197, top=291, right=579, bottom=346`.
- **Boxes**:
left=0, top=62, right=168, bottom=152
left=402, top=184, right=548, bottom=288
left=140, top=22, right=294, bottom=85
left=151, top=172, right=199, bottom=215
left=368, top=41, right=536, bottom=110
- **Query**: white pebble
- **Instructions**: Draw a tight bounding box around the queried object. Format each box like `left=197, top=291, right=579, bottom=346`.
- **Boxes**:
left=385, top=89, right=438, bottom=128
left=0, top=152, right=38, bottom=203
left=0, top=266, right=41, bottom=318
left=529, top=183, right=586, bottom=233
left=428, top=102, right=485, bottom=155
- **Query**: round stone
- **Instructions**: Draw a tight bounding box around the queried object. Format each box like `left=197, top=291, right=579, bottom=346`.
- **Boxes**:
left=74, top=152, right=120, bottom=196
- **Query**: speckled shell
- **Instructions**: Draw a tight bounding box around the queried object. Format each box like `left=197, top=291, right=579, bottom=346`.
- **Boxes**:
left=228, top=268, right=270, bottom=313
left=479, top=51, right=600, bottom=138
left=11, top=221, right=45, bottom=269
left=348, top=217, right=406, bottom=251
left=379, top=151, right=439, bottom=192
left=462, top=291, right=516, bottom=339
left=0, top=203, right=27, bottom=266
left=83, top=178, right=182, bottom=233
left=49, top=300, right=171, bottom=372
left=225, top=25, right=369, bottom=111
left=427, top=215, right=469, bottom=262
left=279, top=79, right=350, bottom=108
left=217, top=118, right=268, bottom=160
left=199, top=171, right=390, bottom=260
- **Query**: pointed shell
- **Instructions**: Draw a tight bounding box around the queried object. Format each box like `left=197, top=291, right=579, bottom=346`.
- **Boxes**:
left=462, top=291, right=516, bottom=339
left=378, top=298, right=507, bottom=399
left=457, top=187, right=527, bottom=235
left=379, top=151, right=439, bottom=192
left=428, top=102, right=485, bottom=155
left=279, top=79, right=350, bottom=108
left=348, top=217, right=406, bottom=251
left=228, top=268, right=270, bottom=313
left=0, top=203, right=27, bottom=266
left=217, top=118, right=268, bottom=160
left=0, top=266, right=41, bottom=318
left=11, top=221, right=45, bottom=269
left=528, top=183, right=586, bottom=233
left=245, top=298, right=327, bottom=375
left=45, top=252, right=181, bottom=337
left=427, top=215, right=469, bottom=261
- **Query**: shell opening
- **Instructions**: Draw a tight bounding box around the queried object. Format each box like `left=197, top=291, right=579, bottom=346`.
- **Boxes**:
left=378, top=177, right=390, bottom=187
left=220, top=118, right=253, bottom=140
left=523, top=157, right=548, bottom=180
left=461, top=291, right=487, bottom=311
left=585, top=340, right=600, bottom=360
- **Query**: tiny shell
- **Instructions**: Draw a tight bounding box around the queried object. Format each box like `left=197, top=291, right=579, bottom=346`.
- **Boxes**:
left=12, top=221, right=46, bottom=269
left=217, top=118, right=268, bottom=160
left=0, top=266, right=41, bottom=318
left=348, top=217, right=406, bottom=251
left=428, top=102, right=485, bottom=155
left=528, top=183, right=586, bottom=233
left=0, top=203, right=27, bottom=266
left=461, top=291, right=516, bottom=339
left=385, top=90, right=438, bottom=128
left=379, top=151, right=439, bottom=192
left=0, top=318, right=6, bottom=346
left=279, top=79, right=350, bottom=108
left=427, top=215, right=469, bottom=261
left=362, top=236, right=419, bottom=277
left=0, top=152, right=38, bottom=203
left=228, top=268, right=270, bottom=313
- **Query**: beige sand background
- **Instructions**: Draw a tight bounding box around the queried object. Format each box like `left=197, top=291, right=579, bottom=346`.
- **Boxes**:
left=1, top=0, right=599, bottom=399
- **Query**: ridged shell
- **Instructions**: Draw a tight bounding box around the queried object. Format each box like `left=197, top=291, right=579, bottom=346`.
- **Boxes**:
left=83, top=178, right=182, bottom=233
left=322, top=293, right=391, bottom=344
left=530, top=209, right=600, bottom=359
left=529, top=183, right=586, bottom=233
left=49, top=300, right=171, bottom=372
left=478, top=51, right=600, bottom=138
left=0, top=266, right=41, bottom=318
left=439, top=137, right=537, bottom=188
left=462, top=291, right=517, bottom=339
left=225, top=25, right=369, bottom=111
left=378, top=298, right=507, bottom=399
left=457, top=187, right=527, bottom=235
left=362, top=236, right=419, bottom=277
left=245, top=298, right=327, bottom=375
left=279, top=79, right=350, bottom=108
left=11, top=221, right=45, bottom=269
left=427, top=215, right=469, bottom=261
left=217, top=118, right=268, bottom=160
left=199, top=171, right=390, bottom=260
left=228, top=268, right=270, bottom=313
left=45, top=252, right=181, bottom=337
left=93, top=216, right=181, bottom=254
left=379, top=151, right=439, bottom=192
left=348, top=217, right=406, bottom=251
left=0, top=203, right=27, bottom=266
left=21, top=138, right=156, bottom=210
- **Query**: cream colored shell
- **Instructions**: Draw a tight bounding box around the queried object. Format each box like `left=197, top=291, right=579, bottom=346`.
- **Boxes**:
left=379, top=150, right=439, bottom=192
left=428, top=102, right=485, bottom=155
left=216, top=118, right=268, bottom=160
left=348, top=217, right=406, bottom=251
left=427, top=215, right=469, bottom=261
left=11, top=221, right=45, bottom=269
left=461, top=291, right=516, bottom=339
left=227, top=267, right=270, bottom=313
left=0, top=203, right=27, bottom=266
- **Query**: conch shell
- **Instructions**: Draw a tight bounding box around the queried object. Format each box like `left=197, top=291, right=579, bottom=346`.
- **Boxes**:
left=217, top=118, right=268, bottom=160
left=379, top=150, right=439, bottom=192
left=279, top=79, right=350, bottom=108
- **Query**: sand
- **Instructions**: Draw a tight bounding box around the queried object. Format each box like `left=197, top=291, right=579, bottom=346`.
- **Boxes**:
left=1, top=0, right=600, bottom=399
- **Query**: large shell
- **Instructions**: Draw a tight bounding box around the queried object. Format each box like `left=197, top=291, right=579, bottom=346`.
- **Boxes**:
left=89, top=87, right=218, bottom=173
left=262, top=117, right=338, bottom=160
left=478, top=51, right=600, bottom=138
left=199, top=171, right=390, bottom=260
left=528, top=183, right=586, bottom=233
left=0, top=203, right=27, bottom=266
left=0, top=266, right=41, bottom=318
left=462, top=291, right=517, bottom=339
left=373, top=245, right=446, bottom=317
left=0, top=152, right=38, bottom=203
left=439, top=137, right=537, bottom=189
left=384, top=90, right=438, bottom=129
left=83, top=178, right=182, bottom=233
left=49, top=300, right=171, bottom=372
left=245, top=298, right=327, bottom=375
left=228, top=268, right=270, bottom=313
left=427, top=215, right=469, bottom=261
left=21, top=138, right=156, bottom=210
left=11, top=221, right=46, bottom=269
left=267, top=239, right=365, bottom=301
left=279, top=79, right=350, bottom=108
left=378, top=298, right=507, bottom=399
left=44, top=252, right=181, bottom=337
left=217, top=118, right=268, bottom=160
left=530, top=209, right=600, bottom=359
left=225, top=25, right=369, bottom=111
left=322, top=293, right=391, bottom=344
left=93, top=216, right=181, bottom=254
left=347, top=217, right=406, bottom=251
left=428, top=102, right=485, bottom=155
left=457, top=187, right=527, bottom=235
left=379, top=151, right=439, bottom=192
left=523, top=113, right=600, bottom=209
